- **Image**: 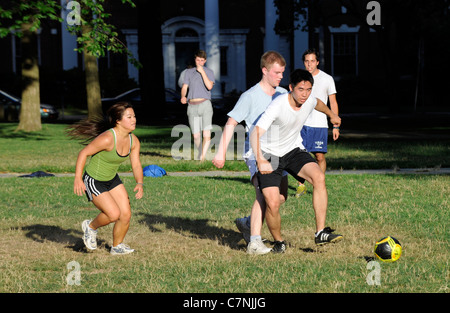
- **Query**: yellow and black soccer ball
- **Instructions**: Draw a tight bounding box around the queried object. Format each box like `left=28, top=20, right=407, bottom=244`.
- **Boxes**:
left=374, top=236, right=402, bottom=262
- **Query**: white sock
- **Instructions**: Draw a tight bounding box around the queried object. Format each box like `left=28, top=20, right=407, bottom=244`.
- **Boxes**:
left=315, top=228, right=324, bottom=237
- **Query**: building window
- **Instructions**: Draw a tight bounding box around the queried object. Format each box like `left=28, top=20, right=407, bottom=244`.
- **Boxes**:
left=332, top=33, right=357, bottom=77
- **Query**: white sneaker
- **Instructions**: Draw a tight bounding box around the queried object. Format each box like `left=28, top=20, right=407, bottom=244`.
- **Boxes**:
left=247, top=239, right=272, bottom=255
left=81, top=219, right=97, bottom=250
left=235, top=216, right=251, bottom=244
left=110, top=243, right=135, bottom=255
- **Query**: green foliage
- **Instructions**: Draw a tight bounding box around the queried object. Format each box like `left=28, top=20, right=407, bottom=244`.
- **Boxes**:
left=0, top=0, right=141, bottom=68
left=0, top=0, right=61, bottom=37
left=67, top=0, right=141, bottom=69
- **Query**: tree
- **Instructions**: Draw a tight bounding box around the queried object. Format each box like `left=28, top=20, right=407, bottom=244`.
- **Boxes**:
left=0, top=0, right=61, bottom=132
left=65, top=0, right=141, bottom=119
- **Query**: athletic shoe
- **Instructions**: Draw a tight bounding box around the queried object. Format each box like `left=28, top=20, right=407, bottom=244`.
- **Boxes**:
left=81, top=219, right=97, bottom=250
left=271, top=241, right=286, bottom=253
left=295, top=183, right=307, bottom=198
left=315, top=227, right=343, bottom=245
left=247, top=239, right=272, bottom=255
left=110, top=243, right=135, bottom=255
left=235, top=216, right=250, bottom=244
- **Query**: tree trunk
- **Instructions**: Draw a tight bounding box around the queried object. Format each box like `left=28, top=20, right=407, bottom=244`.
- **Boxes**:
left=16, top=22, right=41, bottom=132
left=82, top=24, right=102, bottom=120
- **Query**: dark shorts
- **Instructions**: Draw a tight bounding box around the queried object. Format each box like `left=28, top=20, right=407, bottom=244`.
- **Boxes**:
left=257, top=148, right=316, bottom=190
left=83, top=172, right=122, bottom=201
left=301, top=126, right=328, bottom=153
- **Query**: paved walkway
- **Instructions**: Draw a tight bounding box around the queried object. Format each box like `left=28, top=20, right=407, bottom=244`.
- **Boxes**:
left=1, top=167, right=449, bottom=178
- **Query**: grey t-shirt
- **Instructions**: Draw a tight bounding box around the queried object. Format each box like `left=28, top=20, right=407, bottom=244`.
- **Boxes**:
left=183, top=67, right=215, bottom=100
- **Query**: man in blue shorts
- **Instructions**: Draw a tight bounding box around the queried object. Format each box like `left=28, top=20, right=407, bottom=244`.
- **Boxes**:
left=250, top=69, right=343, bottom=253
left=296, top=49, right=340, bottom=197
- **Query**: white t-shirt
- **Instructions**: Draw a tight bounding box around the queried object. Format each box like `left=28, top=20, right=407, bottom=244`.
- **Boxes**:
left=256, top=93, right=317, bottom=157
left=304, top=70, right=336, bottom=128
left=227, top=83, right=287, bottom=157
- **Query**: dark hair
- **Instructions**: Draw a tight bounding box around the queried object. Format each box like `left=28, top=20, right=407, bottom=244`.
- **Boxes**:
left=302, top=48, right=319, bottom=62
left=289, top=69, right=314, bottom=87
left=195, top=49, right=207, bottom=59
left=67, top=102, right=134, bottom=144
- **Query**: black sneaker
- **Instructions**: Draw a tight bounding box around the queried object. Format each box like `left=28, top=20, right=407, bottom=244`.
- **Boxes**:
left=271, top=241, right=286, bottom=253
left=315, top=227, right=343, bottom=245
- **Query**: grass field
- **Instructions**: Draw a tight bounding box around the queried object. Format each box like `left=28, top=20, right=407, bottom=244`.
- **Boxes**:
left=0, top=123, right=449, bottom=294
left=0, top=123, right=449, bottom=173
left=0, top=175, right=448, bottom=293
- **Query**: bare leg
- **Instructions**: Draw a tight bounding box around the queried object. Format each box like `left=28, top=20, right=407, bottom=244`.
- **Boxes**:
left=262, top=186, right=283, bottom=242
left=109, top=185, right=132, bottom=246
left=200, top=130, right=211, bottom=161
left=314, top=152, right=327, bottom=173
left=298, top=162, right=327, bottom=232
left=89, top=184, right=131, bottom=246
left=192, top=133, right=202, bottom=160
left=250, top=175, right=266, bottom=237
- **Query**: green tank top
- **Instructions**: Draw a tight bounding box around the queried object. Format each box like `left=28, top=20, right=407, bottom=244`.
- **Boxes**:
left=85, top=129, right=132, bottom=181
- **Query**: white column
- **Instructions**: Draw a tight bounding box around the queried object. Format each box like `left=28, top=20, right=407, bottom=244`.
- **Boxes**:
left=264, top=0, right=279, bottom=51
left=162, top=33, right=176, bottom=90
left=122, top=29, right=139, bottom=84
left=205, top=0, right=221, bottom=98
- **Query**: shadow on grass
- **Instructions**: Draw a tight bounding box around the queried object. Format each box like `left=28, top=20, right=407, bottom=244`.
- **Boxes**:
left=19, top=224, right=107, bottom=253
left=137, top=213, right=243, bottom=251
left=204, top=176, right=306, bottom=195
left=0, top=125, right=49, bottom=140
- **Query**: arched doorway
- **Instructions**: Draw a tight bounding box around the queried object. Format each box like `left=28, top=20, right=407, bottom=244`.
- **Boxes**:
left=162, top=16, right=249, bottom=94
left=162, top=16, right=204, bottom=91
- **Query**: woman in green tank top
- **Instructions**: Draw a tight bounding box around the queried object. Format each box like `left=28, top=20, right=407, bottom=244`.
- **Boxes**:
left=69, top=102, right=143, bottom=255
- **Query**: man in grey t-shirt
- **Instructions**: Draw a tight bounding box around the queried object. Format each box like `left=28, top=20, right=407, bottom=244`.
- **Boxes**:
left=181, top=50, right=215, bottom=161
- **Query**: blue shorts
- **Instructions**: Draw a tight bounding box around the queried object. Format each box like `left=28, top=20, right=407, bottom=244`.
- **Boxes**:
left=301, top=126, right=328, bottom=153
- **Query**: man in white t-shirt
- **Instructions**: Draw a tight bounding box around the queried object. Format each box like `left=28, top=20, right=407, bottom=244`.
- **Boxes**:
left=212, top=51, right=288, bottom=255
left=296, top=49, right=340, bottom=197
left=250, top=69, right=343, bottom=253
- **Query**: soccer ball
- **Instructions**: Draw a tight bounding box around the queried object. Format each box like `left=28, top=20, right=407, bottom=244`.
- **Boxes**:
left=374, top=236, right=402, bottom=262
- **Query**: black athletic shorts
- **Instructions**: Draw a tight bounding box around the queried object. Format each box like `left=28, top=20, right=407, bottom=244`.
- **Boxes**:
left=257, top=147, right=316, bottom=190
left=83, top=172, right=123, bottom=201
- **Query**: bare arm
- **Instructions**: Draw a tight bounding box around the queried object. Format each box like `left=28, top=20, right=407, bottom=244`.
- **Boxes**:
left=314, top=98, right=341, bottom=127
left=130, top=134, right=144, bottom=199
left=197, top=66, right=214, bottom=90
left=250, top=126, right=273, bottom=174
left=212, top=117, right=238, bottom=168
left=180, top=84, right=188, bottom=104
left=73, top=131, right=113, bottom=196
left=328, top=94, right=340, bottom=141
